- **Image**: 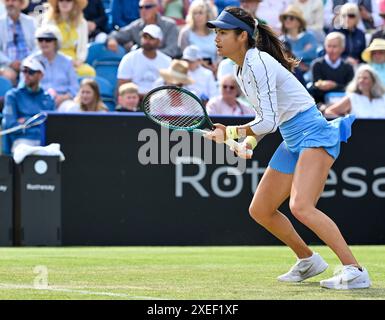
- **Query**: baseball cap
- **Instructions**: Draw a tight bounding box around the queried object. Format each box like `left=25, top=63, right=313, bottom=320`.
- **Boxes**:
left=182, top=45, right=202, bottom=61
left=21, top=57, right=45, bottom=74
left=142, top=24, right=163, bottom=41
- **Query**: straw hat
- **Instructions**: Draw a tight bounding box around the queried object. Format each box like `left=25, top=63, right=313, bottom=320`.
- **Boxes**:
left=362, top=39, right=385, bottom=63
left=159, top=60, right=194, bottom=85
left=279, top=5, right=307, bottom=30
left=21, top=0, right=29, bottom=10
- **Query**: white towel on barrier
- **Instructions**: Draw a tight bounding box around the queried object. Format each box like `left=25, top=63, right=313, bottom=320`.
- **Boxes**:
left=13, top=143, right=65, bottom=164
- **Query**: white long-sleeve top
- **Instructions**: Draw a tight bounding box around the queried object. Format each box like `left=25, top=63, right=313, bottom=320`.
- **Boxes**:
left=234, top=48, right=315, bottom=136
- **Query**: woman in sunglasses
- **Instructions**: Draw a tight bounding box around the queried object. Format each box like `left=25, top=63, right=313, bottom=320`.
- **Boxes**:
left=204, top=6, right=371, bottom=290
left=332, top=3, right=366, bottom=66
left=206, top=74, right=255, bottom=116
left=29, top=24, right=79, bottom=111
left=279, top=5, right=318, bottom=73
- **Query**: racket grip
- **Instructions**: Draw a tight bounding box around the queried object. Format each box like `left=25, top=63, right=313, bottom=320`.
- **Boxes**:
left=225, top=139, right=253, bottom=157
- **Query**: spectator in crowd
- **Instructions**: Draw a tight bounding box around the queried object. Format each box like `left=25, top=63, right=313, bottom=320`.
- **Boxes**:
left=115, top=82, right=140, bottom=112
left=110, top=0, right=140, bottom=29
left=310, top=32, right=354, bottom=103
left=361, top=38, right=385, bottom=85
left=117, top=24, right=171, bottom=97
left=182, top=45, right=218, bottom=104
left=160, top=0, right=190, bottom=25
left=214, top=0, right=239, bottom=14
left=323, top=64, right=385, bottom=118
left=178, top=0, right=217, bottom=73
left=325, top=0, right=382, bottom=32
left=42, top=0, right=95, bottom=77
left=332, top=3, right=366, bottom=66
left=1, top=57, right=55, bottom=152
left=256, top=0, right=292, bottom=35
left=108, top=0, right=180, bottom=58
left=83, top=0, right=108, bottom=42
left=29, top=24, right=79, bottom=111
left=292, top=0, right=325, bottom=44
left=67, top=78, right=108, bottom=112
left=156, top=59, right=194, bottom=88
left=206, top=74, right=255, bottom=116
left=370, top=1, right=385, bottom=42
left=279, top=5, right=318, bottom=73
left=0, top=0, right=37, bottom=85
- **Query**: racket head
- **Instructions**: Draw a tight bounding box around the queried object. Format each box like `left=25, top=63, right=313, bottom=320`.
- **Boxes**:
left=142, top=86, right=214, bottom=131
left=23, top=112, right=48, bottom=129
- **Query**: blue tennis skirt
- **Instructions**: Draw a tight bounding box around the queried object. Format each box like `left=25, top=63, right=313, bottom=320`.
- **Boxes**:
left=269, top=105, right=355, bottom=174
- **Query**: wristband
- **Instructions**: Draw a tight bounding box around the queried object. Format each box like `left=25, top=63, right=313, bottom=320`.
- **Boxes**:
left=244, top=136, right=258, bottom=150
left=226, top=126, right=239, bottom=140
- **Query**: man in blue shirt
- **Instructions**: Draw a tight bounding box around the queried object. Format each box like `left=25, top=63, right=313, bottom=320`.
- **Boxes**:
left=2, top=57, right=55, bottom=154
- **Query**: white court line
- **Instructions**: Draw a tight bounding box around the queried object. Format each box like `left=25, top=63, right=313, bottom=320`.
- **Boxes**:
left=0, top=283, right=167, bottom=300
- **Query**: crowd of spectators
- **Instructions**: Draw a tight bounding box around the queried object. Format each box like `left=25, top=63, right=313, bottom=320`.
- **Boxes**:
left=1, top=0, right=385, bottom=153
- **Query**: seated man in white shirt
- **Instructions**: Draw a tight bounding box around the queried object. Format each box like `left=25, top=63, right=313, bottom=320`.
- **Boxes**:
left=182, top=45, right=218, bottom=105
left=117, top=24, right=171, bottom=99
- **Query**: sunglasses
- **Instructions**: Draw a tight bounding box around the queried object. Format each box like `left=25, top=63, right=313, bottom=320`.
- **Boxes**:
left=222, top=85, right=236, bottom=90
left=38, top=38, right=56, bottom=42
left=372, top=50, right=385, bottom=55
left=21, top=68, right=39, bottom=76
left=283, top=15, right=296, bottom=21
left=342, top=13, right=357, bottom=18
left=139, top=4, right=156, bottom=10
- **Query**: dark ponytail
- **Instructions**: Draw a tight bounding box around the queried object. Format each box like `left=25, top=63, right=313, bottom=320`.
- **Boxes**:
left=225, top=7, right=299, bottom=72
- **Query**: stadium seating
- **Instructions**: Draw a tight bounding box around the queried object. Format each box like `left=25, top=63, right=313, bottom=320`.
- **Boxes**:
left=94, top=76, right=116, bottom=111
left=86, top=42, right=125, bottom=66
left=0, top=77, right=12, bottom=126
left=324, top=92, right=346, bottom=105
left=92, top=57, right=121, bottom=92
left=0, top=76, right=12, bottom=98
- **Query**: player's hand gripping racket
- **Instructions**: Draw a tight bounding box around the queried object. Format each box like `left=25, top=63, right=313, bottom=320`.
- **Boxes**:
left=0, top=112, right=48, bottom=136
left=142, top=86, right=253, bottom=157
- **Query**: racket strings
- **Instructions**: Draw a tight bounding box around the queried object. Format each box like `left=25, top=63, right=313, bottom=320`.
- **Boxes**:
left=143, top=88, right=205, bottom=129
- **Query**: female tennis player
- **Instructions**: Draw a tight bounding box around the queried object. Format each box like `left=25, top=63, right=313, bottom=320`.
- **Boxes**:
left=204, top=7, right=371, bottom=289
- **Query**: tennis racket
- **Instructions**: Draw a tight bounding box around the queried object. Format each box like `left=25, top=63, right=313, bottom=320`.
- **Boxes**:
left=0, top=112, right=48, bottom=136
left=142, top=86, right=253, bottom=157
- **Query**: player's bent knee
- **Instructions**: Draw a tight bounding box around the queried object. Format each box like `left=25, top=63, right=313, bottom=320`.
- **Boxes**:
left=249, top=203, right=273, bottom=225
left=289, top=198, right=313, bottom=223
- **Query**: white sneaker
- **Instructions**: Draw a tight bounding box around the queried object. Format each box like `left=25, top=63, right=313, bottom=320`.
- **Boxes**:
left=320, top=265, right=371, bottom=290
left=277, top=252, right=328, bottom=282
